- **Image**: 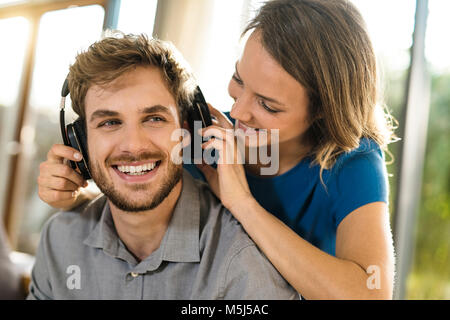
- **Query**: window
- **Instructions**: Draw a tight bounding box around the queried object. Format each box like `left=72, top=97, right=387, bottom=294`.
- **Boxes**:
left=406, top=0, right=450, bottom=300
left=192, top=0, right=264, bottom=112
left=117, top=0, right=157, bottom=35
left=349, top=0, right=415, bottom=231
left=9, top=4, right=105, bottom=254
left=351, top=0, right=450, bottom=299
left=0, top=16, right=30, bottom=228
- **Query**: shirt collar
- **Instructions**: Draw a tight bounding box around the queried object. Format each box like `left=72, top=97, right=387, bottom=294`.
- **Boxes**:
left=160, top=169, right=200, bottom=263
left=83, top=169, right=201, bottom=267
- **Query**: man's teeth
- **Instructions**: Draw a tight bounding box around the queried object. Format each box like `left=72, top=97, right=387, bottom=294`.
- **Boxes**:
left=117, top=162, right=157, bottom=175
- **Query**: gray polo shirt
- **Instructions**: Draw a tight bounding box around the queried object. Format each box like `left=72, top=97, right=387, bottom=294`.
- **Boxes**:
left=28, top=170, right=298, bottom=300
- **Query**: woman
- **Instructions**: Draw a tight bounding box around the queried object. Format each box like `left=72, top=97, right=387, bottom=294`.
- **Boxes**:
left=38, top=0, right=395, bottom=299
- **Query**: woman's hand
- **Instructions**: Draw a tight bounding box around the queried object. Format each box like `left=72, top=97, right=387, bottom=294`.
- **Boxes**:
left=196, top=104, right=253, bottom=213
left=37, top=144, right=88, bottom=210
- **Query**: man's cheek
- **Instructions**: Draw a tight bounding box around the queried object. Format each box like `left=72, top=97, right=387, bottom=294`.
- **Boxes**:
left=89, top=134, right=113, bottom=157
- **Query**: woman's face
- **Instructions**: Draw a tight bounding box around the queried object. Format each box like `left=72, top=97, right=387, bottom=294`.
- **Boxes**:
left=228, top=32, right=311, bottom=150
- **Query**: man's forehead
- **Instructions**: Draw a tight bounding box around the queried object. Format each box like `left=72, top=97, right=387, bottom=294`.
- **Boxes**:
left=99, top=72, right=148, bottom=89
left=84, top=67, right=177, bottom=115
left=86, top=66, right=171, bottom=98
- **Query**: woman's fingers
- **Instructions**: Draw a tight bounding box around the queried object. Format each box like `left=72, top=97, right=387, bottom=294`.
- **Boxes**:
left=199, top=125, right=233, bottom=141
left=39, top=162, right=87, bottom=189
left=47, top=144, right=83, bottom=164
left=199, top=124, right=246, bottom=165
left=37, top=161, right=87, bottom=209
left=202, top=138, right=244, bottom=166
left=202, top=136, right=225, bottom=150
left=38, top=143, right=91, bottom=210
left=38, top=187, right=75, bottom=202
left=207, top=103, right=233, bottom=129
left=37, top=174, right=79, bottom=192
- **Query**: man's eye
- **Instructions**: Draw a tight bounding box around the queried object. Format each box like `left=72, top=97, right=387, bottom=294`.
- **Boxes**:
left=98, top=119, right=121, bottom=127
left=146, top=116, right=165, bottom=122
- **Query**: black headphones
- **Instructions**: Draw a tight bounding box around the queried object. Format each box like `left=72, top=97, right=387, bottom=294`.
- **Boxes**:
left=59, top=77, right=91, bottom=180
left=60, top=77, right=213, bottom=180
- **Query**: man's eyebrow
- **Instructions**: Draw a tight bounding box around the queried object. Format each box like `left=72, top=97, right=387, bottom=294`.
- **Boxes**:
left=235, top=61, right=285, bottom=107
left=89, top=105, right=173, bottom=123
left=89, top=109, right=120, bottom=123
left=141, top=105, right=172, bottom=114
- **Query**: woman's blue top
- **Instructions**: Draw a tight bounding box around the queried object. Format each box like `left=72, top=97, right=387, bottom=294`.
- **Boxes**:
left=185, top=114, right=388, bottom=256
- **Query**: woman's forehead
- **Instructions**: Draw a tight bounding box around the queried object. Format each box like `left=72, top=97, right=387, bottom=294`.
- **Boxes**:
left=238, top=33, right=308, bottom=108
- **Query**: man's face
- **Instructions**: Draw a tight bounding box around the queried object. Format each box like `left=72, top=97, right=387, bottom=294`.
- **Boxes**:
left=85, top=66, right=183, bottom=212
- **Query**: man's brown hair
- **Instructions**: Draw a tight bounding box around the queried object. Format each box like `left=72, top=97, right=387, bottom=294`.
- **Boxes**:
left=68, top=32, right=196, bottom=123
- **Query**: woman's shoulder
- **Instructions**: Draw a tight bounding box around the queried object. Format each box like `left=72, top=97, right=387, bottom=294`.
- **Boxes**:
left=327, top=138, right=389, bottom=227
left=330, top=138, right=385, bottom=177
left=336, top=137, right=383, bottom=163
left=327, top=138, right=387, bottom=196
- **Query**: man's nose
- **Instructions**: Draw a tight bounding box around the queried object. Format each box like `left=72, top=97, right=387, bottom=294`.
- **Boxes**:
left=119, top=126, right=151, bottom=154
left=230, top=92, right=252, bottom=123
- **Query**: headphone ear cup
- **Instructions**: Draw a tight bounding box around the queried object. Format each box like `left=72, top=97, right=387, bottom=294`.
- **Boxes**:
left=67, top=119, right=91, bottom=180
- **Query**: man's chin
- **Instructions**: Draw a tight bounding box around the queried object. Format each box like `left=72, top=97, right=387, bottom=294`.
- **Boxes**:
left=121, top=182, right=152, bottom=192
left=108, top=196, right=160, bottom=213
left=92, top=166, right=183, bottom=213
left=104, top=184, right=175, bottom=213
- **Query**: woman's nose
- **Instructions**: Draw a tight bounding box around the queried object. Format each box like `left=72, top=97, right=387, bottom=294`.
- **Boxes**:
left=230, top=93, right=253, bottom=123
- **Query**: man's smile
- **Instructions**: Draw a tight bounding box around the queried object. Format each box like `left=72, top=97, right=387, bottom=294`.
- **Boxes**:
left=110, top=160, right=162, bottom=182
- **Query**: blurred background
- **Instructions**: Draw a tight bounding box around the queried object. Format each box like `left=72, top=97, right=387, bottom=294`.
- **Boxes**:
left=0, top=0, right=448, bottom=299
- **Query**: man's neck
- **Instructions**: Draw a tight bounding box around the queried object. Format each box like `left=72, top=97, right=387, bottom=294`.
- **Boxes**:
left=108, top=180, right=183, bottom=262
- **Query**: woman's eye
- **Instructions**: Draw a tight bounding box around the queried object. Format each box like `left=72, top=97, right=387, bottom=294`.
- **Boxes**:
left=232, top=73, right=243, bottom=85
left=259, top=99, right=278, bottom=113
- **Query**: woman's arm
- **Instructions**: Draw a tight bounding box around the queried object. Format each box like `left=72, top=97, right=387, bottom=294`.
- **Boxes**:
left=198, top=131, right=394, bottom=298
left=231, top=198, right=395, bottom=300
left=197, top=104, right=395, bottom=299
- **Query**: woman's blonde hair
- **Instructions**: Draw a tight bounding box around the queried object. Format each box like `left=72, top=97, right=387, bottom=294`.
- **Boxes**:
left=244, top=0, right=396, bottom=175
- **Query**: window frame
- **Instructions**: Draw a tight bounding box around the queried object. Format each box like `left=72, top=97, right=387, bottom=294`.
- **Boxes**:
left=0, top=0, right=109, bottom=248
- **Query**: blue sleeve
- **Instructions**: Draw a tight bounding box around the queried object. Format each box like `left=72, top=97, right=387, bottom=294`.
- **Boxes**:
left=329, top=142, right=389, bottom=228
left=183, top=163, right=207, bottom=182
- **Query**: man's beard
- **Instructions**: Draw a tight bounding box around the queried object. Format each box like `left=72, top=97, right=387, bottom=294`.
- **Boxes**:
left=90, top=152, right=183, bottom=212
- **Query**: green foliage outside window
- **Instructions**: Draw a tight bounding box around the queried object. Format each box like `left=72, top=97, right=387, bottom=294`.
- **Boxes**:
left=385, top=70, right=450, bottom=299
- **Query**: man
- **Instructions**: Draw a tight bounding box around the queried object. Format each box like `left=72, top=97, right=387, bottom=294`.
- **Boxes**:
left=28, top=33, right=298, bottom=299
